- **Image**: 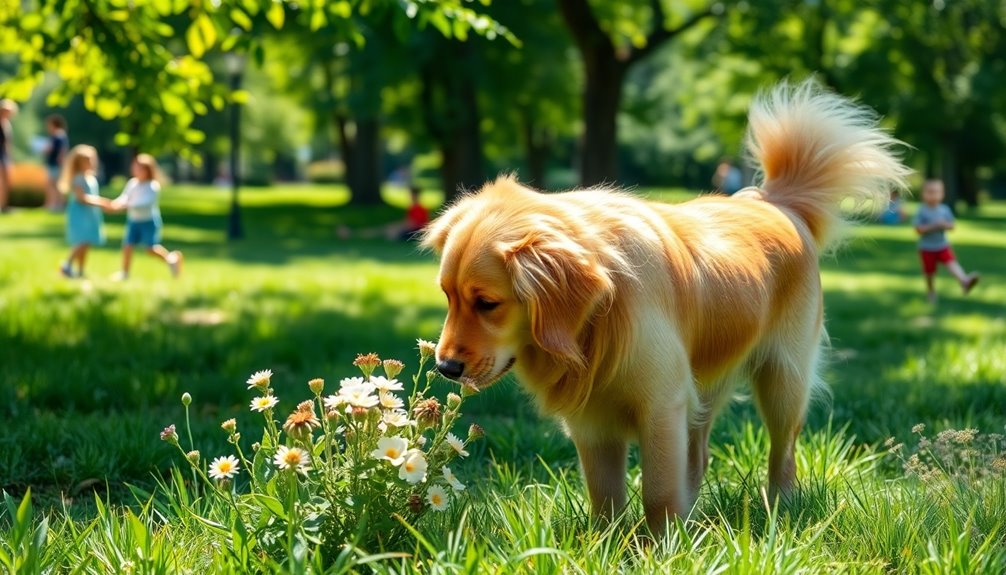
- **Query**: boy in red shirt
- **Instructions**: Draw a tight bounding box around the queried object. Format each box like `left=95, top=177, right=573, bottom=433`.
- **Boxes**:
left=338, top=185, right=429, bottom=241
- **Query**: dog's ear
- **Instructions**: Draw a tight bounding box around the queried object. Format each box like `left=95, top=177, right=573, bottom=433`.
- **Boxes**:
left=501, top=229, right=614, bottom=369
left=420, top=207, right=465, bottom=254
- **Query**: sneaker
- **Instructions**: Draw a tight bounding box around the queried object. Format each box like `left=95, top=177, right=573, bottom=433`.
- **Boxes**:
left=59, top=261, right=74, bottom=279
left=111, top=271, right=129, bottom=282
left=962, top=273, right=980, bottom=295
left=167, top=251, right=183, bottom=278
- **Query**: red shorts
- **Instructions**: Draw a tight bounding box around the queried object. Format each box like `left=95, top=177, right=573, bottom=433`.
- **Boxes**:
left=919, top=247, right=955, bottom=275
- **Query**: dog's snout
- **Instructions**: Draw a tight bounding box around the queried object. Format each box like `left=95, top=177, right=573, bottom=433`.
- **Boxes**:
left=436, top=359, right=465, bottom=379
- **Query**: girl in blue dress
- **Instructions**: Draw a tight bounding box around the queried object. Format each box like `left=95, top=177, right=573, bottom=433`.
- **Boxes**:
left=58, top=145, right=109, bottom=278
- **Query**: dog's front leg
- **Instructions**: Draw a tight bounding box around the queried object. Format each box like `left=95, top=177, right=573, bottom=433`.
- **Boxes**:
left=571, top=433, right=627, bottom=522
left=639, top=405, right=689, bottom=535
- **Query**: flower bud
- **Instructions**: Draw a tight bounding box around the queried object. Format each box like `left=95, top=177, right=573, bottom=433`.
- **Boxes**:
left=412, top=398, right=441, bottom=428
left=326, top=409, right=340, bottom=424
left=160, top=424, right=179, bottom=445
left=252, top=442, right=261, bottom=452
left=446, top=393, right=462, bottom=410
left=186, top=450, right=200, bottom=464
left=353, top=353, right=382, bottom=378
left=417, top=339, right=436, bottom=362
left=383, top=359, right=404, bottom=379
left=351, top=405, right=369, bottom=422
left=461, top=382, right=479, bottom=398
left=221, top=418, right=237, bottom=433
left=181, top=392, right=192, bottom=407
left=308, top=378, right=325, bottom=395
left=296, top=400, right=315, bottom=413
left=468, top=423, right=485, bottom=441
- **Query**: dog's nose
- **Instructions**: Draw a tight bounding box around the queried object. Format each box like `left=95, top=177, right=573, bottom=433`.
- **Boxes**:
left=436, top=359, right=465, bottom=379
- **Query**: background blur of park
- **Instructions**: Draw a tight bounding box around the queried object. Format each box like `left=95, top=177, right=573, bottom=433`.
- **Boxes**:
left=0, top=1, right=1005, bottom=570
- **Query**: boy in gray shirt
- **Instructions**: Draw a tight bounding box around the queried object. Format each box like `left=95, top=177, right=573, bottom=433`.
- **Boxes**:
left=913, top=179, right=979, bottom=303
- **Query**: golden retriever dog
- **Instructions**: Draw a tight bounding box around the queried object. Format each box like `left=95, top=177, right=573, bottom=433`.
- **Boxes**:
left=421, top=81, right=909, bottom=533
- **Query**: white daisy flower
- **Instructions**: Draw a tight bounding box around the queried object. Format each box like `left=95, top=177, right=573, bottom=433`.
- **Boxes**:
left=323, top=394, right=346, bottom=410
left=442, top=466, right=465, bottom=491
left=382, top=411, right=414, bottom=428
left=338, top=377, right=370, bottom=393
left=426, top=485, right=449, bottom=511
left=246, top=369, right=273, bottom=390
left=445, top=432, right=469, bottom=458
left=273, top=445, right=311, bottom=474
left=208, top=455, right=240, bottom=480
left=371, top=376, right=404, bottom=392
left=398, top=450, right=428, bottom=484
left=250, top=395, right=279, bottom=412
left=371, top=436, right=409, bottom=466
left=379, top=392, right=404, bottom=410
left=340, top=388, right=379, bottom=409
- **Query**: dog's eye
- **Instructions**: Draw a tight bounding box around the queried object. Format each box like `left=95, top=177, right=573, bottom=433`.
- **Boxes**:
left=474, top=297, right=500, bottom=312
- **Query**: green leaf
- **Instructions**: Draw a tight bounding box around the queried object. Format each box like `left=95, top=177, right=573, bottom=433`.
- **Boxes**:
left=267, top=1, right=285, bottom=29
left=186, top=21, right=206, bottom=58
left=95, top=97, right=122, bottom=120
left=198, top=14, right=218, bottom=51
left=230, top=8, right=252, bottom=31
left=154, top=22, right=174, bottom=37
left=330, top=1, right=351, bottom=18
left=114, top=132, right=131, bottom=146
left=20, top=13, right=43, bottom=31
left=254, top=494, right=287, bottom=519
left=184, top=128, right=206, bottom=144
left=15, top=488, right=33, bottom=530
left=161, top=91, right=187, bottom=115
left=310, top=8, right=327, bottom=31
left=231, top=90, right=250, bottom=104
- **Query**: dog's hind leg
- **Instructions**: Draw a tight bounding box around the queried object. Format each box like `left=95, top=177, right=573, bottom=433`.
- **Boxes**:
left=750, top=340, right=821, bottom=500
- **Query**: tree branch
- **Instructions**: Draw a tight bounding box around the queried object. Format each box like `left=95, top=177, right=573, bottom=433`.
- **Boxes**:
left=627, top=1, right=717, bottom=65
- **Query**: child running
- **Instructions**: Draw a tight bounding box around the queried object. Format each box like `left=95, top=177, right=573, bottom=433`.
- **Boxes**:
left=58, top=145, right=109, bottom=278
left=913, top=179, right=979, bottom=303
left=110, top=154, right=183, bottom=280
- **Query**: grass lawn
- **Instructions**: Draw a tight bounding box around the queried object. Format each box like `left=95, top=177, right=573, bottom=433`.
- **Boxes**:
left=1, top=182, right=1005, bottom=572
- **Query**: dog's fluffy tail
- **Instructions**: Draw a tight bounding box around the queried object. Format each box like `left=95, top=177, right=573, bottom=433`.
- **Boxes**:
left=746, top=80, right=911, bottom=248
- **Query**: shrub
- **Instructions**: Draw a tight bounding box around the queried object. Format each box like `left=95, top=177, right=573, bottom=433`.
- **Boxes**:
left=305, top=160, right=345, bottom=184
left=8, top=164, right=47, bottom=208
left=160, top=341, right=481, bottom=564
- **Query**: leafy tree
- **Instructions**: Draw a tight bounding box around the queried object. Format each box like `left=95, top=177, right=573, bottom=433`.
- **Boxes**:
left=557, top=0, right=721, bottom=186
left=0, top=0, right=510, bottom=187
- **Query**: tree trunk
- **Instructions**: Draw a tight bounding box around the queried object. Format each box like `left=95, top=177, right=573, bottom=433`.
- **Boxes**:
left=941, top=137, right=959, bottom=213
left=201, top=150, right=219, bottom=184
left=581, top=55, right=626, bottom=186
left=520, top=109, right=548, bottom=187
left=429, top=41, right=484, bottom=204
left=557, top=0, right=712, bottom=187
left=350, top=117, right=383, bottom=206
left=957, top=160, right=979, bottom=209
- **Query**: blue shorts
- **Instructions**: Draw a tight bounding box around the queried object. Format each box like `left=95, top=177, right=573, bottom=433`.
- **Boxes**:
left=124, top=219, right=162, bottom=247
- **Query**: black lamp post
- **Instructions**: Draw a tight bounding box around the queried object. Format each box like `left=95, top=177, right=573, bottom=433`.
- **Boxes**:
left=226, top=52, right=245, bottom=240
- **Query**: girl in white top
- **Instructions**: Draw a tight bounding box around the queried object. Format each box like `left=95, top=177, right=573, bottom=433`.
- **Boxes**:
left=110, top=154, right=183, bottom=279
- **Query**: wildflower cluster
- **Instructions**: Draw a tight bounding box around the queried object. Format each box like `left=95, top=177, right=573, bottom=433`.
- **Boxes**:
left=886, top=423, right=1006, bottom=485
left=159, top=341, right=482, bottom=554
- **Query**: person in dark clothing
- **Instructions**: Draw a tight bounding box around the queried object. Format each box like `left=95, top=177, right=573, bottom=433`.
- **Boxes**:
left=43, top=114, right=69, bottom=211
left=0, top=99, right=18, bottom=214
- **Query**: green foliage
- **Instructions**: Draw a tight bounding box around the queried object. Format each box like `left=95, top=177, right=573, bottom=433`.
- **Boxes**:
left=0, top=0, right=512, bottom=161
